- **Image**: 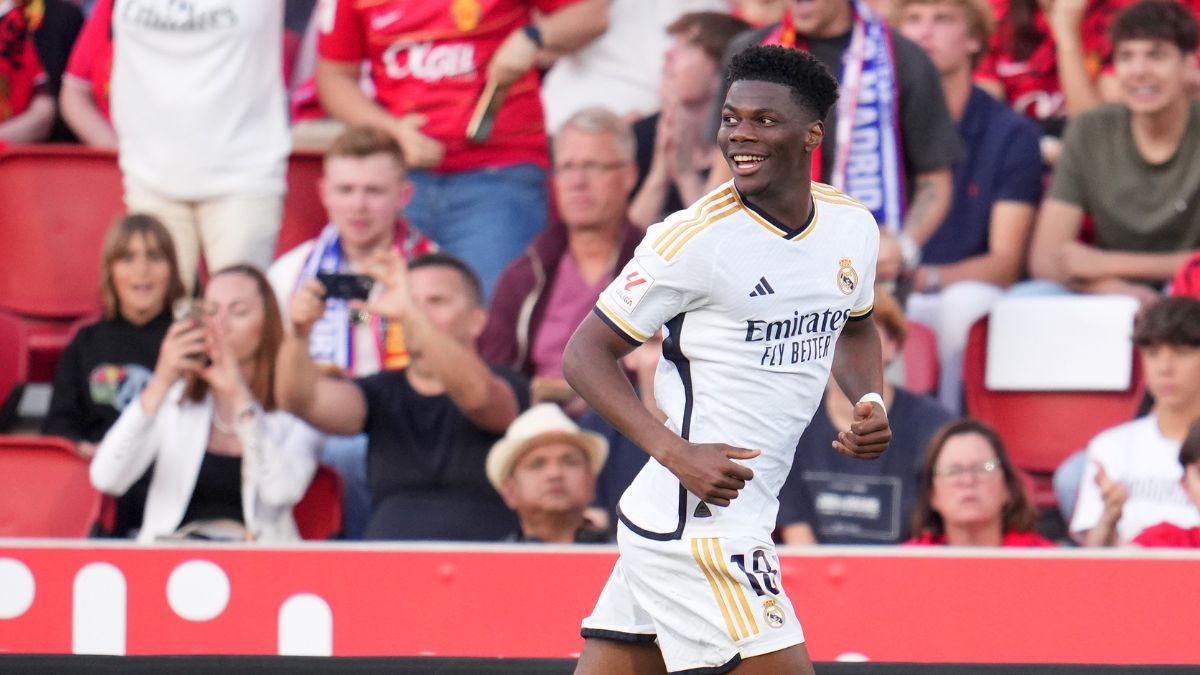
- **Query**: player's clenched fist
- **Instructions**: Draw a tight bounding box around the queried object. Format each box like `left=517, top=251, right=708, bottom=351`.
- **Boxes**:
left=662, top=440, right=761, bottom=507
left=833, top=401, right=891, bottom=460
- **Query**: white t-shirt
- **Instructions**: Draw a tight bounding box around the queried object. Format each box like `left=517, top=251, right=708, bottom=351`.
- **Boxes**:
left=594, top=181, right=880, bottom=540
left=1070, top=415, right=1200, bottom=543
left=112, top=0, right=290, bottom=200
left=540, top=0, right=728, bottom=132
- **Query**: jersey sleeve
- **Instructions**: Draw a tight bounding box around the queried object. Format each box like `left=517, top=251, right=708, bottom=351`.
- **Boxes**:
left=316, top=0, right=367, bottom=63
left=849, top=220, right=879, bottom=320
left=65, top=0, right=112, bottom=82
left=592, top=220, right=712, bottom=346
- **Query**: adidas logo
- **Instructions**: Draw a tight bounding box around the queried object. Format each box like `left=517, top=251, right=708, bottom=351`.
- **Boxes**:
left=694, top=502, right=712, bottom=518
left=748, top=277, right=775, bottom=297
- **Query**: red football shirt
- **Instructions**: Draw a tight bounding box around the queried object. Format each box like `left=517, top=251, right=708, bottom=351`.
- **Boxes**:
left=976, top=0, right=1130, bottom=129
left=318, top=0, right=576, bottom=173
left=0, top=2, right=48, bottom=122
left=1132, top=522, right=1200, bottom=548
left=64, top=0, right=114, bottom=120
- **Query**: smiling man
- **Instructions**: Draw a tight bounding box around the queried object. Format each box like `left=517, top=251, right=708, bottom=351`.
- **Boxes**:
left=1027, top=0, right=1200, bottom=304
left=564, top=45, right=891, bottom=675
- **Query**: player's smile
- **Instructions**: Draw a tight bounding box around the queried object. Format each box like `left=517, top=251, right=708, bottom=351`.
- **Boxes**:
left=718, top=79, right=820, bottom=205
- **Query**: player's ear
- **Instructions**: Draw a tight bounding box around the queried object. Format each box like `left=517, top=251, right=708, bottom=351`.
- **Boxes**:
left=805, top=120, right=824, bottom=155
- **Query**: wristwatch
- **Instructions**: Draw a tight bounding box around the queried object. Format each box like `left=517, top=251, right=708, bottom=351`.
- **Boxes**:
left=521, top=24, right=544, bottom=49
left=897, top=233, right=922, bottom=271
left=923, top=266, right=942, bottom=294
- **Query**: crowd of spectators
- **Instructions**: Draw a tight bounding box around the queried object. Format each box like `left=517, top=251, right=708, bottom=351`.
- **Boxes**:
left=2, top=0, right=1199, bottom=549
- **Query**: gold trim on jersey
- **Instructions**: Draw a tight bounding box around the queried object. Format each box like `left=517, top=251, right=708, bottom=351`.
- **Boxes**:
left=811, top=182, right=872, bottom=213
left=691, top=538, right=761, bottom=643
left=849, top=304, right=874, bottom=318
left=730, top=186, right=819, bottom=242
left=661, top=203, right=740, bottom=262
left=595, top=299, right=651, bottom=342
left=652, top=188, right=735, bottom=256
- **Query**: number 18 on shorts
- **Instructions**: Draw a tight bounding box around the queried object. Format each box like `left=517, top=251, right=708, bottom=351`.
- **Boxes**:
left=581, top=526, right=805, bottom=673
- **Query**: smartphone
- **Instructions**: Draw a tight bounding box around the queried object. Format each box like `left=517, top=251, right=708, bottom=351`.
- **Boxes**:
left=466, top=80, right=508, bottom=144
left=170, top=299, right=213, bottom=366
left=316, top=272, right=374, bottom=301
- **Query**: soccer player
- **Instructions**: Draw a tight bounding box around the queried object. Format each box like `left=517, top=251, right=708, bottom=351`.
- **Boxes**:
left=563, top=45, right=892, bottom=675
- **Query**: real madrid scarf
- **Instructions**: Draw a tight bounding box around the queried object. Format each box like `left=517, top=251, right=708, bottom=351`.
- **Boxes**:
left=762, top=0, right=906, bottom=231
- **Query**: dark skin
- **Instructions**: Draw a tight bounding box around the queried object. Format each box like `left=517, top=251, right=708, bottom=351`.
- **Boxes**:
left=565, top=79, right=890, bottom=675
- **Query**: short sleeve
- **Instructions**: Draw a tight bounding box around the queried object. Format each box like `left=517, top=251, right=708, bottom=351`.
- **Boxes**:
left=66, top=0, right=112, bottom=82
left=1046, top=115, right=1091, bottom=208
left=995, top=117, right=1044, bottom=205
left=532, top=0, right=581, bottom=13
left=316, top=0, right=367, bottom=63
left=849, top=220, right=879, bottom=319
left=592, top=219, right=713, bottom=346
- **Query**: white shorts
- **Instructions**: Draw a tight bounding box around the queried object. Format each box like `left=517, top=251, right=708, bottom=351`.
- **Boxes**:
left=581, top=524, right=805, bottom=674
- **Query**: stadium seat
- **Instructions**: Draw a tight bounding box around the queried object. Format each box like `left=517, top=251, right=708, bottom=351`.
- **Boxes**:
left=902, top=321, right=939, bottom=395
left=277, top=151, right=326, bottom=257
left=0, top=311, right=30, bottom=430
left=963, top=317, right=1145, bottom=507
left=293, top=464, right=344, bottom=541
left=0, top=146, right=124, bottom=381
left=0, top=435, right=102, bottom=537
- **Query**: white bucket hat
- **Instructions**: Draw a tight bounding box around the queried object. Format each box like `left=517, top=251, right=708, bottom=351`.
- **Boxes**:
left=486, top=403, right=609, bottom=491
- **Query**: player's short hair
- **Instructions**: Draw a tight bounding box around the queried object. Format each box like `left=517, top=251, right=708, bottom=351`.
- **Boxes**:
left=556, top=107, right=636, bottom=164
left=1133, top=296, right=1200, bottom=347
left=326, top=126, right=407, bottom=170
left=1110, top=0, right=1198, bottom=53
left=725, top=45, right=840, bottom=120
left=408, top=252, right=484, bottom=307
left=1181, top=420, right=1200, bottom=469
left=911, top=418, right=1039, bottom=538
left=667, top=11, right=753, bottom=62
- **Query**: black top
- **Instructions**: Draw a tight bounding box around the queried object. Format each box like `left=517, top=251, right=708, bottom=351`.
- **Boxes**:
left=43, top=310, right=172, bottom=537
left=356, top=365, right=529, bottom=541
left=181, top=452, right=244, bottom=527
left=631, top=112, right=712, bottom=221
left=508, top=524, right=612, bottom=544
left=776, top=389, right=953, bottom=544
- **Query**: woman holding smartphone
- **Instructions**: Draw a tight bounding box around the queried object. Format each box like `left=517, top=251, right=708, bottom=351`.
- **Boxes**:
left=44, top=214, right=187, bottom=537
left=91, top=265, right=322, bottom=542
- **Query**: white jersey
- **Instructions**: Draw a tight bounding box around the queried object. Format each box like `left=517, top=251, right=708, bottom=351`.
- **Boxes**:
left=594, top=181, right=880, bottom=540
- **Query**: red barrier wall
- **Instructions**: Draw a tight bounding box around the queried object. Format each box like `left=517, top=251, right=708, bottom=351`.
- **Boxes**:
left=0, top=542, right=1196, bottom=664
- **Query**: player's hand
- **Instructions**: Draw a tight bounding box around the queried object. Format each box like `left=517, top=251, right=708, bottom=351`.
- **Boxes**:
left=487, top=26, right=539, bottom=89
left=1094, top=462, right=1129, bottom=524
left=389, top=113, right=445, bottom=168
left=289, top=279, right=328, bottom=338
left=663, top=440, right=760, bottom=507
left=833, top=401, right=891, bottom=459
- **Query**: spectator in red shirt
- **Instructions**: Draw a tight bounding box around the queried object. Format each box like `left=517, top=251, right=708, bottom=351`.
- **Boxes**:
left=0, top=0, right=55, bottom=145
left=1133, top=420, right=1200, bottom=548
left=907, top=418, right=1056, bottom=546
left=1172, top=251, right=1200, bottom=298
left=59, top=0, right=114, bottom=147
left=315, top=0, right=608, bottom=299
left=976, top=0, right=1127, bottom=163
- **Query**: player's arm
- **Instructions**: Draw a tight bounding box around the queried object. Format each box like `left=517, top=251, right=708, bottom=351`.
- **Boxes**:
left=563, top=314, right=758, bottom=506
left=274, top=280, right=368, bottom=436
left=830, top=315, right=890, bottom=459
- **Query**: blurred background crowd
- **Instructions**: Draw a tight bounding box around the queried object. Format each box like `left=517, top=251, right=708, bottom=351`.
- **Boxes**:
left=1, top=0, right=1199, bottom=550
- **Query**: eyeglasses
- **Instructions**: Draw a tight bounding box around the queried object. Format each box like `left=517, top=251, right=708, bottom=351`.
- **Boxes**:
left=553, top=161, right=628, bottom=177
left=933, top=459, right=1002, bottom=480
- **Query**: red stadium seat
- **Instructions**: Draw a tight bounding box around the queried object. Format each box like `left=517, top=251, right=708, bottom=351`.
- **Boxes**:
left=902, top=321, right=939, bottom=395
left=0, top=146, right=124, bottom=381
left=0, top=435, right=102, bottom=537
left=293, top=464, right=344, bottom=540
left=277, top=151, right=326, bottom=257
left=0, top=311, right=30, bottom=430
left=963, top=317, right=1144, bottom=507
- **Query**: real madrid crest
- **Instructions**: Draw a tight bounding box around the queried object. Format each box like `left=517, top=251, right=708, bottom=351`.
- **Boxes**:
left=451, top=0, right=482, bottom=31
left=837, top=257, right=857, bottom=296
left=763, top=598, right=786, bottom=629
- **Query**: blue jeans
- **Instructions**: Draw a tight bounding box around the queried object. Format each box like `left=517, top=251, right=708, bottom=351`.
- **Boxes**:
left=406, top=163, right=548, bottom=301
left=320, top=434, right=370, bottom=541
